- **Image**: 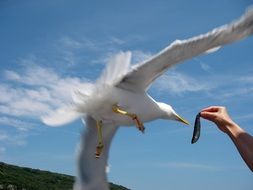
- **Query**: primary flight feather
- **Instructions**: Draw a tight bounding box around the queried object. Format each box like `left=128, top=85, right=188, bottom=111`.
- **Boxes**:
left=42, top=8, right=253, bottom=190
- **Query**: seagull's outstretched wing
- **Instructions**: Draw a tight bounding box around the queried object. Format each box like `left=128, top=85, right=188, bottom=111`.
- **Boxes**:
left=74, top=116, right=118, bottom=190
left=116, top=8, right=253, bottom=92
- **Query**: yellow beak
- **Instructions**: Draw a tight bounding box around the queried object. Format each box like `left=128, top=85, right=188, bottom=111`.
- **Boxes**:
left=176, top=115, right=190, bottom=125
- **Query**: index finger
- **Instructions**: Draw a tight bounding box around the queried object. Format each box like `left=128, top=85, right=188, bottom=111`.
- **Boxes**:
left=200, top=106, right=221, bottom=113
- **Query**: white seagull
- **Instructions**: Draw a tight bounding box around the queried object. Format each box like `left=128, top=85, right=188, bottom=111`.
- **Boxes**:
left=42, top=8, right=253, bottom=190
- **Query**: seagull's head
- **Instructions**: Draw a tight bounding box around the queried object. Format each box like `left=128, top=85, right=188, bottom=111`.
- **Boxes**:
left=158, top=102, right=189, bottom=125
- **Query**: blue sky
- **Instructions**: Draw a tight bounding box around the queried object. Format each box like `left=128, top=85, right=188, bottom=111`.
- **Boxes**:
left=0, top=0, right=253, bottom=189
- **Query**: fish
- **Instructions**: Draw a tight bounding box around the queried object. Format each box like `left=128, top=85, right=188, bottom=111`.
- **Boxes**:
left=191, top=113, right=201, bottom=144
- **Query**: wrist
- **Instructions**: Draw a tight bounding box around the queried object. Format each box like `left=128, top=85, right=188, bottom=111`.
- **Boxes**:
left=225, top=122, right=244, bottom=138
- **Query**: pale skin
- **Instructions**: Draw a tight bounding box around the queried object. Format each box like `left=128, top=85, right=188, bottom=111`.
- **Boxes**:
left=200, top=106, right=253, bottom=172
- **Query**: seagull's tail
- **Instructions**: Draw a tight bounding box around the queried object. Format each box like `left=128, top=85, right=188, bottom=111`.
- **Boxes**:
left=41, top=106, right=82, bottom=127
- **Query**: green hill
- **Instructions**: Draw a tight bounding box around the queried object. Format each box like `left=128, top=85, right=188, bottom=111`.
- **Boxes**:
left=0, top=162, right=129, bottom=190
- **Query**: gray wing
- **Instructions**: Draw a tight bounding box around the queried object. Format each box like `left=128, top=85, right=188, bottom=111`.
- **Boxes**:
left=116, top=8, right=253, bottom=92
left=74, top=116, right=118, bottom=190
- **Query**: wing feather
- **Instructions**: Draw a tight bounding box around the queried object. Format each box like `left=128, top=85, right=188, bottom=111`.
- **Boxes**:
left=116, top=8, right=253, bottom=92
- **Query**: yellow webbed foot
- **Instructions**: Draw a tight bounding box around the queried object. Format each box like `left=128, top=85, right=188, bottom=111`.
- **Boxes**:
left=95, top=142, right=104, bottom=159
left=95, top=120, right=104, bottom=159
left=132, top=115, right=145, bottom=133
left=112, top=104, right=145, bottom=133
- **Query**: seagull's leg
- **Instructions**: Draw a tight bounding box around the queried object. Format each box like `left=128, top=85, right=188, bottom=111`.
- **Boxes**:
left=112, top=104, right=145, bottom=133
left=95, top=120, right=104, bottom=159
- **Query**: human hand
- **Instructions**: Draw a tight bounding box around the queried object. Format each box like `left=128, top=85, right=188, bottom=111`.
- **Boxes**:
left=200, top=106, right=236, bottom=133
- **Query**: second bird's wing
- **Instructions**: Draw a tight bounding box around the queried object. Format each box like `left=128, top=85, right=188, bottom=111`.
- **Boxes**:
left=116, top=8, right=253, bottom=92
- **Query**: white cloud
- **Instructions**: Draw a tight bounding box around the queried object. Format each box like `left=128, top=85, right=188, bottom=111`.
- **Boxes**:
left=0, top=132, right=9, bottom=141
left=0, top=147, right=5, bottom=156
left=161, top=162, right=220, bottom=171
left=4, top=70, right=21, bottom=81
left=0, top=97, right=52, bottom=117
left=79, top=38, right=99, bottom=50
left=200, top=62, right=210, bottom=71
left=0, top=130, right=27, bottom=146
left=1, top=63, right=90, bottom=121
left=58, top=36, right=103, bottom=51
left=131, top=50, right=152, bottom=64
left=56, top=36, right=125, bottom=66
left=194, top=58, right=211, bottom=71
left=0, top=116, right=35, bottom=131
left=153, top=71, right=211, bottom=94
left=58, top=35, right=125, bottom=54
left=59, top=36, right=83, bottom=49
left=155, top=161, right=245, bottom=172
left=235, top=113, right=253, bottom=121
left=56, top=36, right=97, bottom=66
left=0, top=59, right=91, bottom=149
left=56, top=36, right=150, bottom=67
left=151, top=68, right=253, bottom=100
left=214, top=87, right=253, bottom=99
left=5, top=64, right=59, bottom=86
left=110, top=37, right=125, bottom=45
left=206, top=74, right=253, bottom=100
left=239, top=76, right=253, bottom=84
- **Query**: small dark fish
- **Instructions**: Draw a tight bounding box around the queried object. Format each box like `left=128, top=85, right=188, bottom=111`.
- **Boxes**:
left=191, top=113, right=201, bottom=144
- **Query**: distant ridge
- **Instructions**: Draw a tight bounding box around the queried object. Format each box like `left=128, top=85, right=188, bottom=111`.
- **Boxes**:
left=0, top=162, right=130, bottom=190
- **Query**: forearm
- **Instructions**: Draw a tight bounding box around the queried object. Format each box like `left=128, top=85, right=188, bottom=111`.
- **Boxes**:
left=225, top=123, right=253, bottom=172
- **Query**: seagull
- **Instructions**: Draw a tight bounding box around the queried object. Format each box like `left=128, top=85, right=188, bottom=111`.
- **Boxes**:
left=42, top=8, right=253, bottom=190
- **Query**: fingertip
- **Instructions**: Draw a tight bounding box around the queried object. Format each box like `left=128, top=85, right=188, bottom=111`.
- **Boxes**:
left=200, top=106, right=220, bottom=112
left=199, top=111, right=207, bottom=118
left=200, top=111, right=214, bottom=120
